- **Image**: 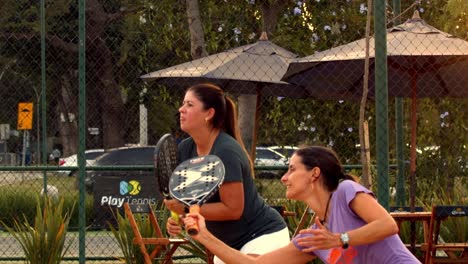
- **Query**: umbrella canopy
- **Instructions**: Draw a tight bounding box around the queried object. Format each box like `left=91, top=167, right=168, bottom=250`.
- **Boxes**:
left=141, top=32, right=306, bottom=98
left=283, top=11, right=468, bottom=100
left=141, top=32, right=305, bottom=160
left=282, top=11, right=468, bottom=208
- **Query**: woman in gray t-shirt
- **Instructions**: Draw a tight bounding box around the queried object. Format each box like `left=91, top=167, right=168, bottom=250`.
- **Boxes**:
left=165, top=83, right=289, bottom=264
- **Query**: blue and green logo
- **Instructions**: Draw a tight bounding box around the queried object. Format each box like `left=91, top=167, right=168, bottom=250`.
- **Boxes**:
left=120, top=180, right=141, bottom=195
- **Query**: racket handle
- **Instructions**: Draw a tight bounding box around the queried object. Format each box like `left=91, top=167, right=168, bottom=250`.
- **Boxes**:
left=186, top=205, right=201, bottom=235
left=170, top=211, right=180, bottom=223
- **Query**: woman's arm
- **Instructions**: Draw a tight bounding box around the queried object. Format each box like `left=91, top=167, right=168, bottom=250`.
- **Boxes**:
left=185, top=213, right=315, bottom=264
left=200, top=181, right=244, bottom=221
left=345, top=192, right=399, bottom=245
left=296, top=192, right=399, bottom=251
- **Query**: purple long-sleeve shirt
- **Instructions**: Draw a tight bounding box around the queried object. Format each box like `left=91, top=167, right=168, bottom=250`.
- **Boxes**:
left=292, top=180, right=421, bottom=264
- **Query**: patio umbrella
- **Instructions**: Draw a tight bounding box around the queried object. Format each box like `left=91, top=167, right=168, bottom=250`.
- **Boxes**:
left=282, top=11, right=468, bottom=207
left=283, top=11, right=468, bottom=99
left=141, top=32, right=305, bottom=158
left=141, top=32, right=304, bottom=97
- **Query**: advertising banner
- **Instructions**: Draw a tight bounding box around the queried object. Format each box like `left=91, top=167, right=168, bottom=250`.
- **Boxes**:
left=93, top=174, right=162, bottom=228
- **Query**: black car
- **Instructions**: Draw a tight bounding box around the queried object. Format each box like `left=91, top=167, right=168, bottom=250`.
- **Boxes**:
left=84, top=146, right=156, bottom=193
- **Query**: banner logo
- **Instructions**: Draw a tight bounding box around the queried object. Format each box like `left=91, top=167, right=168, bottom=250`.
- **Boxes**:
left=120, top=180, right=141, bottom=195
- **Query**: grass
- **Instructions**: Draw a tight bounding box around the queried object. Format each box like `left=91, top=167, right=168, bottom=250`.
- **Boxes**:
left=0, top=174, right=93, bottom=228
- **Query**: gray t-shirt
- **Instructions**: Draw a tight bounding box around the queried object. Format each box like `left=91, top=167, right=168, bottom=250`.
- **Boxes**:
left=293, top=180, right=421, bottom=263
left=178, top=132, right=287, bottom=249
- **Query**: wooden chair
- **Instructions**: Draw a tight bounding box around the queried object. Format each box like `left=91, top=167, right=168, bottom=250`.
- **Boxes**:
left=123, top=203, right=187, bottom=264
left=271, top=205, right=296, bottom=218
left=426, top=205, right=468, bottom=264
left=390, top=206, right=431, bottom=262
left=390, top=206, right=424, bottom=213
left=271, top=205, right=314, bottom=237
left=390, top=206, right=426, bottom=243
left=293, top=207, right=315, bottom=237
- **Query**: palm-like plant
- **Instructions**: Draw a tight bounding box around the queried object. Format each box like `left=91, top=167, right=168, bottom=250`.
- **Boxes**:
left=1, top=196, right=73, bottom=264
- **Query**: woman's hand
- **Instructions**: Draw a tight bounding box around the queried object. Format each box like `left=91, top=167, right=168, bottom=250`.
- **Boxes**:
left=183, top=212, right=207, bottom=239
left=166, top=216, right=183, bottom=237
left=295, top=217, right=341, bottom=252
left=164, top=199, right=186, bottom=215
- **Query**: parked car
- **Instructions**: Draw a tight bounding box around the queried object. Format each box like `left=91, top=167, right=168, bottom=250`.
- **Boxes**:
left=254, top=146, right=297, bottom=179
left=269, top=145, right=298, bottom=159
left=57, top=149, right=105, bottom=176
left=83, top=146, right=156, bottom=193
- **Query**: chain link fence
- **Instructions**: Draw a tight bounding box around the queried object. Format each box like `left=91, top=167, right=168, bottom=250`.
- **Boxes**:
left=0, top=0, right=466, bottom=262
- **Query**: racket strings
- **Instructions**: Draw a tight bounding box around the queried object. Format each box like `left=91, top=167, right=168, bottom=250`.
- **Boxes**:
left=155, top=136, right=178, bottom=198
left=173, top=162, right=219, bottom=195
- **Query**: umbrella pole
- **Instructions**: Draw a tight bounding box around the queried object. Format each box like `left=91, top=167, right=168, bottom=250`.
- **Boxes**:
left=409, top=71, right=417, bottom=210
left=409, top=70, right=418, bottom=253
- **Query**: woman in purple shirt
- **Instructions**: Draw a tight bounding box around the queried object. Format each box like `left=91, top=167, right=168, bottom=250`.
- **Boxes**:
left=183, top=145, right=421, bottom=264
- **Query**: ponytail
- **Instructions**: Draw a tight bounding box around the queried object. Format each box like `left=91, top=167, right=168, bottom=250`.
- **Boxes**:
left=342, top=172, right=357, bottom=182
left=224, top=96, right=255, bottom=177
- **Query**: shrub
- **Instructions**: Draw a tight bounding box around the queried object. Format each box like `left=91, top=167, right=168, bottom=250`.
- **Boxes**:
left=0, top=196, right=74, bottom=264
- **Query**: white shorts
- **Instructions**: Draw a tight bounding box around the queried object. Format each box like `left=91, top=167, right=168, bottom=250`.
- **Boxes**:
left=213, top=227, right=290, bottom=264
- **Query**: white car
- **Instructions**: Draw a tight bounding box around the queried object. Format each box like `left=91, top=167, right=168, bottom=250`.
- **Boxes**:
left=268, top=146, right=298, bottom=159
left=57, top=149, right=105, bottom=176
left=254, top=146, right=298, bottom=178
left=255, top=147, right=287, bottom=166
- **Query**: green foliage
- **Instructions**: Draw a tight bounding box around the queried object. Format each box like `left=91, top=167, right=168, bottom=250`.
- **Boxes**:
left=258, top=97, right=363, bottom=164
left=0, top=196, right=73, bottom=264
left=444, top=0, right=468, bottom=39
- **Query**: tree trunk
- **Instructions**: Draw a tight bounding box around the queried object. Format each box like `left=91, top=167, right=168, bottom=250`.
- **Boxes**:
left=260, top=1, right=288, bottom=36
left=58, top=70, right=78, bottom=156
left=86, top=0, right=125, bottom=148
left=238, top=94, right=257, bottom=157
left=186, top=0, right=207, bottom=59
left=359, top=0, right=373, bottom=188
left=91, top=38, right=125, bottom=148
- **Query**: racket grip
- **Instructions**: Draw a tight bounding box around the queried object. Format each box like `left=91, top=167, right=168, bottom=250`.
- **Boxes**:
left=170, top=211, right=180, bottom=223
left=186, top=205, right=201, bottom=235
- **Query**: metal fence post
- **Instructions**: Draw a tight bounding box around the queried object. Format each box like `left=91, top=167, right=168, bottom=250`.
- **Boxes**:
left=374, top=0, right=390, bottom=209
left=78, top=0, right=87, bottom=262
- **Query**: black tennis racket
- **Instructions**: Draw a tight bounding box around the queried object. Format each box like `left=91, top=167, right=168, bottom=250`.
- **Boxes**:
left=169, top=155, right=225, bottom=235
left=154, top=133, right=179, bottom=220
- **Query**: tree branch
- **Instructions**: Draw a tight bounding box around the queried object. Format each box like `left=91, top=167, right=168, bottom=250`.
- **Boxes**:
left=107, top=7, right=145, bottom=24
left=2, top=33, right=78, bottom=53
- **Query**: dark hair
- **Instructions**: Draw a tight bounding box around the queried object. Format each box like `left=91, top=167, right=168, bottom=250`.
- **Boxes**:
left=187, top=83, right=254, bottom=174
left=295, top=146, right=355, bottom=192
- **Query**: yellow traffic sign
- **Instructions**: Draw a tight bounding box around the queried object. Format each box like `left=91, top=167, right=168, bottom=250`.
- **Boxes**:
left=17, top=102, right=34, bottom=130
